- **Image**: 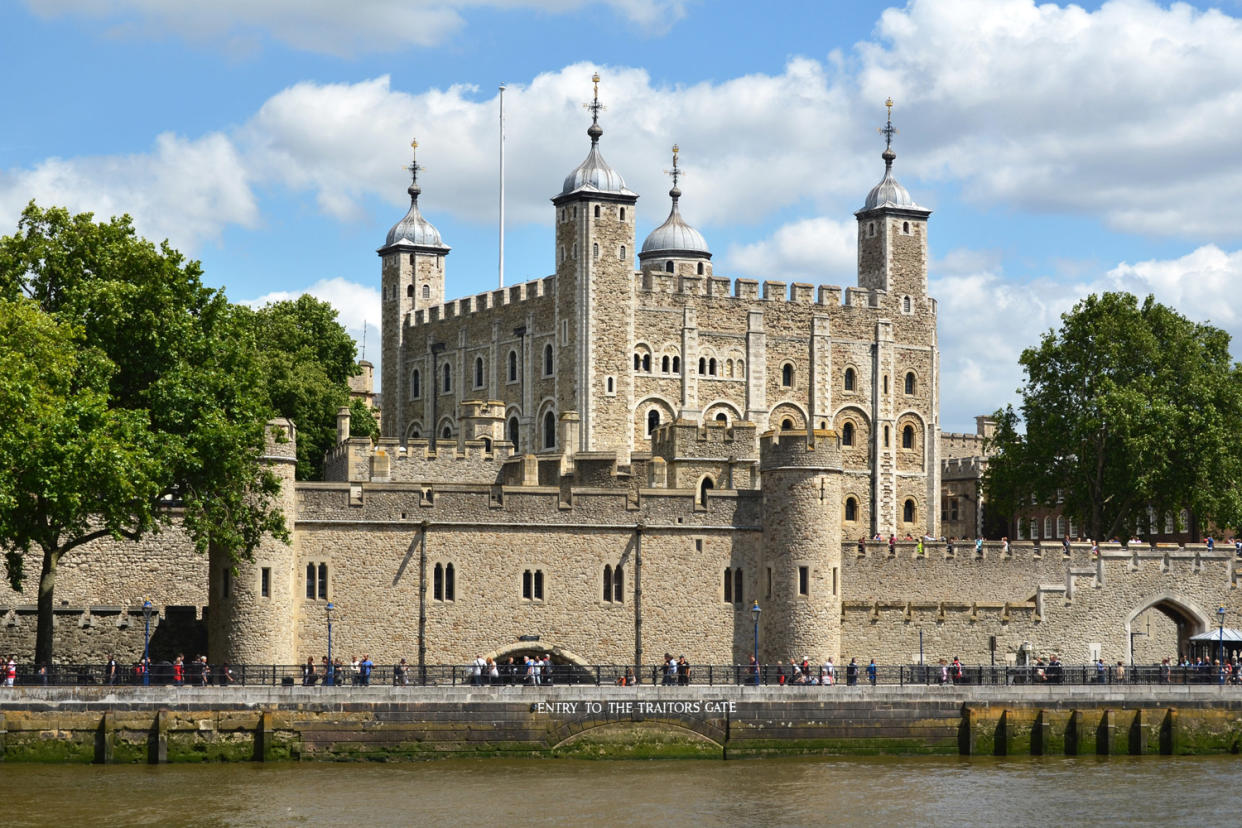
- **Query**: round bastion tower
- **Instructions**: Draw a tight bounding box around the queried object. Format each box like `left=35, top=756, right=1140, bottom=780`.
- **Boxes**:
left=208, top=418, right=299, bottom=666
left=759, top=428, right=843, bottom=666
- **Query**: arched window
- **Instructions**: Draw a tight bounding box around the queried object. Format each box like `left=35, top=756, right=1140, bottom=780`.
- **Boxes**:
left=475, top=356, right=484, bottom=388
left=594, top=205, right=601, bottom=218
left=844, top=367, right=855, bottom=391
left=737, top=359, right=744, bottom=376
left=903, top=221, right=910, bottom=233
left=845, top=497, right=858, bottom=522
left=781, top=363, right=793, bottom=387
left=412, top=369, right=421, bottom=399
left=481, top=437, right=492, bottom=454
left=543, top=411, right=556, bottom=449
left=842, top=422, right=854, bottom=446
left=444, top=563, right=455, bottom=601
left=647, top=409, right=660, bottom=435
left=642, top=353, right=651, bottom=372
left=883, top=375, right=889, bottom=394
left=606, top=376, right=615, bottom=393
left=782, top=418, right=794, bottom=430
left=317, top=563, right=328, bottom=600
left=620, top=245, right=626, bottom=261
left=904, top=372, right=916, bottom=394
left=672, top=356, right=681, bottom=373
left=604, top=565, right=613, bottom=602
left=441, top=425, right=452, bottom=439
left=507, top=416, right=520, bottom=450
left=442, top=363, right=452, bottom=393
left=697, top=262, right=704, bottom=275
left=508, top=350, right=518, bottom=382
left=544, top=344, right=554, bottom=376
left=1044, top=516, right=1053, bottom=538
left=634, top=353, right=641, bottom=371
left=723, top=569, right=733, bottom=603
left=406, top=284, right=414, bottom=297
left=665, top=260, right=675, bottom=273
left=422, top=284, right=430, bottom=299
left=708, top=358, right=717, bottom=376
left=699, top=477, right=714, bottom=506
left=612, top=564, right=623, bottom=602
left=733, top=568, right=743, bottom=605
left=593, top=243, right=599, bottom=259
left=903, top=499, right=916, bottom=523
left=698, top=357, right=706, bottom=374
left=715, top=412, right=728, bottom=424
left=662, top=355, right=670, bottom=373
left=884, top=425, right=890, bottom=447
left=903, top=296, right=911, bottom=313
left=1056, top=515, right=1066, bottom=538
left=902, top=425, right=914, bottom=449
left=433, top=563, right=444, bottom=601
left=620, top=208, right=626, bottom=221
left=726, top=359, right=733, bottom=378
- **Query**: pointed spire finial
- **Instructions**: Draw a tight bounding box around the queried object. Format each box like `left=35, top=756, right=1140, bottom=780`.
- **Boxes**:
left=406, top=136, right=423, bottom=197
left=584, top=72, right=605, bottom=143
left=664, top=143, right=683, bottom=201
left=878, top=97, right=897, bottom=169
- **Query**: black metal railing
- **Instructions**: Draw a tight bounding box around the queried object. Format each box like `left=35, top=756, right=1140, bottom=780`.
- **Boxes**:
left=2, top=662, right=1236, bottom=688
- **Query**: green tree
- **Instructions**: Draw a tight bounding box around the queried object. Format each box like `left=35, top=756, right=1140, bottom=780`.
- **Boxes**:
left=983, top=292, right=1242, bottom=541
left=236, top=295, right=365, bottom=479
left=0, top=204, right=287, bottom=664
left=349, top=397, right=380, bottom=441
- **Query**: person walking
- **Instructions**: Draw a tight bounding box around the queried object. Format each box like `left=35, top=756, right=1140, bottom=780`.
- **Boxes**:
left=846, top=658, right=858, bottom=686
left=4, top=655, right=16, bottom=687
left=867, top=659, right=877, bottom=687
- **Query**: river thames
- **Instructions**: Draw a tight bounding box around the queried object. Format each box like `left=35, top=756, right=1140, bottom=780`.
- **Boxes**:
left=0, top=755, right=1235, bottom=826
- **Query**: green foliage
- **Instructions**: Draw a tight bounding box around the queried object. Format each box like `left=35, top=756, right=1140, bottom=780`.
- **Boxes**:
left=983, top=292, right=1242, bottom=541
left=235, top=294, right=364, bottom=479
left=0, top=203, right=287, bottom=663
left=348, top=397, right=380, bottom=441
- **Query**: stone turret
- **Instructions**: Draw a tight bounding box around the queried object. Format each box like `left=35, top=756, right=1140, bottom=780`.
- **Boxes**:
left=759, top=429, right=843, bottom=665
left=208, top=418, right=299, bottom=665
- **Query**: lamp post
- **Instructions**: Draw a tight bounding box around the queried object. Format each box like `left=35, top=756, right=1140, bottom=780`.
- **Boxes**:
left=326, top=602, right=335, bottom=686
left=751, top=601, right=761, bottom=686
left=142, top=600, right=152, bottom=686
left=1218, top=606, right=1226, bottom=685
left=430, top=342, right=446, bottom=452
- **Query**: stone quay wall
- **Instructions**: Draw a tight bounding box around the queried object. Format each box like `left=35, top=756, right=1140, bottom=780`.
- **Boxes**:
left=4, top=685, right=1242, bottom=762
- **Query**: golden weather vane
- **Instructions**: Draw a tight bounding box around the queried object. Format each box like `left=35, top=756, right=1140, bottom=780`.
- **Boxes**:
left=878, top=97, right=898, bottom=151
left=584, top=72, right=606, bottom=123
left=664, top=143, right=683, bottom=190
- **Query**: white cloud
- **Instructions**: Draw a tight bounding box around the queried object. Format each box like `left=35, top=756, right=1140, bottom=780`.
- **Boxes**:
left=245, top=277, right=383, bottom=372
left=723, top=217, right=857, bottom=285
left=0, top=131, right=257, bottom=251
left=859, top=0, right=1242, bottom=238
left=23, top=0, right=689, bottom=56
left=931, top=242, right=1242, bottom=432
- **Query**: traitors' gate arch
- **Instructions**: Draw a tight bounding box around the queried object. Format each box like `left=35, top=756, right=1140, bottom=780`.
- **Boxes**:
left=1124, top=592, right=1214, bottom=664
left=482, top=641, right=596, bottom=683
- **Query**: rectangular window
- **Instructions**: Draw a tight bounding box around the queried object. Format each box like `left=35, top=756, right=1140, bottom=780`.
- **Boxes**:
left=695, top=538, right=703, bottom=552
left=317, top=563, right=328, bottom=600
left=445, top=563, right=455, bottom=601
left=434, top=564, right=444, bottom=601
left=534, top=570, right=544, bottom=600
left=522, top=569, right=532, bottom=600
left=798, top=566, right=809, bottom=596
left=832, top=567, right=838, bottom=597
left=306, top=563, right=315, bottom=599
left=260, top=567, right=271, bottom=598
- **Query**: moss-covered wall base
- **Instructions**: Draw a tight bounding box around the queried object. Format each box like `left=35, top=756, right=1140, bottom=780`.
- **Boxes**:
left=4, top=687, right=1242, bottom=762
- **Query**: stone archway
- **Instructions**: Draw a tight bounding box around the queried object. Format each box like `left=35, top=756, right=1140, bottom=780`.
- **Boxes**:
left=1124, top=592, right=1212, bottom=664
left=483, top=641, right=597, bottom=684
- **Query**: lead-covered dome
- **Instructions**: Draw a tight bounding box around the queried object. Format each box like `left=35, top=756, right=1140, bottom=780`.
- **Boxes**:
left=861, top=153, right=924, bottom=212
left=557, top=72, right=636, bottom=201
left=641, top=188, right=710, bottom=257
left=385, top=184, right=447, bottom=249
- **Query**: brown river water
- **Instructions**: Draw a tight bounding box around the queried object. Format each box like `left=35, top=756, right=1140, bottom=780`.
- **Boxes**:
left=0, top=755, right=1236, bottom=826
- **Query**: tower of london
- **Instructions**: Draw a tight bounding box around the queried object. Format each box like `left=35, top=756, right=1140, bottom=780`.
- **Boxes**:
left=1, top=79, right=1235, bottom=674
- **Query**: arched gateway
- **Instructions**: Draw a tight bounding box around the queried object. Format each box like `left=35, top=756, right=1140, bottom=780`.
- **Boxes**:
left=1125, top=592, right=1213, bottom=664
left=482, top=642, right=598, bottom=684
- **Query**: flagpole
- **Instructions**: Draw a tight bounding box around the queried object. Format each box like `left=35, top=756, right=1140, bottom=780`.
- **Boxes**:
left=499, top=82, right=505, bottom=289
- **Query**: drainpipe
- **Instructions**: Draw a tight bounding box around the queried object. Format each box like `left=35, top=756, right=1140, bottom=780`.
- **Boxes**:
left=419, top=521, right=428, bottom=685
left=634, top=522, right=644, bottom=681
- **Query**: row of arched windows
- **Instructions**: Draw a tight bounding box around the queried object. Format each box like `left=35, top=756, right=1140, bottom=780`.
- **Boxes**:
left=839, top=422, right=916, bottom=449
left=661, top=260, right=706, bottom=275
left=696, top=356, right=745, bottom=378
left=504, top=412, right=558, bottom=451
left=841, top=367, right=918, bottom=394
left=413, top=345, right=560, bottom=398
left=634, top=350, right=682, bottom=374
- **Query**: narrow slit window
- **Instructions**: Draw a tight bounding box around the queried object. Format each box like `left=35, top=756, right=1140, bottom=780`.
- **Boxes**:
left=798, top=566, right=809, bottom=596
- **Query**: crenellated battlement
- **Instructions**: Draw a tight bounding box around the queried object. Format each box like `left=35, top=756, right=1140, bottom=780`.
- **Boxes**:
left=635, top=271, right=851, bottom=308
left=650, top=418, right=758, bottom=461
left=409, top=274, right=556, bottom=328
left=759, top=428, right=842, bottom=470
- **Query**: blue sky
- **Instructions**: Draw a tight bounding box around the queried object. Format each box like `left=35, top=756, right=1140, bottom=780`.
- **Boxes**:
left=5, top=0, right=1242, bottom=432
